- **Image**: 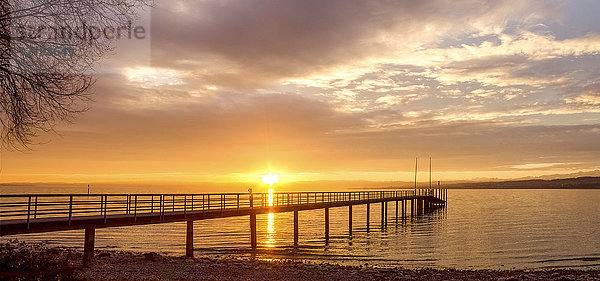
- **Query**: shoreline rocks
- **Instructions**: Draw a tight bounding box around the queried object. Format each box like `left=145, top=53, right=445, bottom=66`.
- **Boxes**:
left=2, top=241, right=599, bottom=281
left=79, top=250, right=600, bottom=281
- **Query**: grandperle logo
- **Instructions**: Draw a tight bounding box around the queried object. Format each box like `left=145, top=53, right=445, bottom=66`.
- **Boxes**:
left=13, top=21, right=147, bottom=58
left=7, top=2, right=152, bottom=75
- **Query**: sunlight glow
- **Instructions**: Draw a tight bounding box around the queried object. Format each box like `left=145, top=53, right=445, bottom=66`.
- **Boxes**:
left=123, top=67, right=185, bottom=87
left=261, top=172, right=279, bottom=186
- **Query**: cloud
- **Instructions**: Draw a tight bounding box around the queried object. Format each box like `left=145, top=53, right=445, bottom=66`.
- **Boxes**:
left=566, top=83, right=600, bottom=106
left=148, top=0, right=557, bottom=87
left=5, top=0, right=600, bottom=183
left=123, top=67, right=187, bottom=88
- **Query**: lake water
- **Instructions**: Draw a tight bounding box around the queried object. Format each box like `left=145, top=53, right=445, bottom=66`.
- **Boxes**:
left=1, top=189, right=599, bottom=269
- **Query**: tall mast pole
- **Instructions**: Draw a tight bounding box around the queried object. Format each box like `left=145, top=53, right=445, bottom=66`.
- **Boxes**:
left=429, top=157, right=432, bottom=189
left=414, top=157, right=418, bottom=193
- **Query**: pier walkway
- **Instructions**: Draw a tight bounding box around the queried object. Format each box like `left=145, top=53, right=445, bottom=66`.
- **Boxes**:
left=0, top=189, right=446, bottom=265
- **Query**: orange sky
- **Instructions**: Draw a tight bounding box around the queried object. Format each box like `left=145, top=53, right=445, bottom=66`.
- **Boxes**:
left=2, top=0, right=600, bottom=187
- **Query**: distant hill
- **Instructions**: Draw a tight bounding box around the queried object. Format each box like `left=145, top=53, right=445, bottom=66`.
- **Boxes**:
left=444, top=176, right=600, bottom=189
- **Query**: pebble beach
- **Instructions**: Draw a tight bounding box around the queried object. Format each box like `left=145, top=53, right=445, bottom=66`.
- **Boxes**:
left=1, top=241, right=599, bottom=281
left=78, top=251, right=600, bottom=281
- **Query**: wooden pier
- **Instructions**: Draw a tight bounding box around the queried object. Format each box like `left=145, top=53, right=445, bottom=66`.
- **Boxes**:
left=0, top=189, right=446, bottom=265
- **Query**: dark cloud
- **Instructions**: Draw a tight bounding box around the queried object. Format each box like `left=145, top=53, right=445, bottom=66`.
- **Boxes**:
left=149, top=0, right=551, bottom=87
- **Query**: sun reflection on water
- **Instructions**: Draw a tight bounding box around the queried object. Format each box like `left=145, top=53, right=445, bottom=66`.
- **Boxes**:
left=268, top=188, right=274, bottom=206
left=265, top=213, right=276, bottom=248
left=265, top=189, right=277, bottom=248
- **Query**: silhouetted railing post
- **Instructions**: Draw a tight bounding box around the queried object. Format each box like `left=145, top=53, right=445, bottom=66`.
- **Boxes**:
left=150, top=196, right=154, bottom=213
left=134, top=196, right=138, bottom=221
left=103, top=195, right=107, bottom=223
left=26, top=196, right=31, bottom=230
left=33, top=196, right=38, bottom=219
left=68, top=196, right=73, bottom=226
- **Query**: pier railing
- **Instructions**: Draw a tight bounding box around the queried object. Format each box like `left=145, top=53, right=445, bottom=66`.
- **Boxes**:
left=1, top=189, right=447, bottom=264
left=0, top=190, right=439, bottom=223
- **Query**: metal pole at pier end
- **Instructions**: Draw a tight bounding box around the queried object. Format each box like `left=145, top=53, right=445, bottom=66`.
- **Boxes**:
left=414, top=157, right=418, bottom=194
left=429, top=157, right=432, bottom=189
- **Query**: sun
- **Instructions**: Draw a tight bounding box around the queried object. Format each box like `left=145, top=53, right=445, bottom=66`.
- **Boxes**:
left=261, top=172, right=279, bottom=186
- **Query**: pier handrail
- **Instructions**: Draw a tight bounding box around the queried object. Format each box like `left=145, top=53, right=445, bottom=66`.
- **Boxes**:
left=0, top=189, right=447, bottom=264
left=0, top=190, right=444, bottom=224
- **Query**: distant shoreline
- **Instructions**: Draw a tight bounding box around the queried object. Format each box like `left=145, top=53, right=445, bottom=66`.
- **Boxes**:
left=371, top=176, right=600, bottom=190
left=2, top=176, right=599, bottom=193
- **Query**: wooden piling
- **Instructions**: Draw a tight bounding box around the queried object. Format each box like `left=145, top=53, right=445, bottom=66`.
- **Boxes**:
left=186, top=220, right=194, bottom=257
left=366, top=203, right=370, bottom=231
left=83, top=227, right=95, bottom=267
left=250, top=213, right=257, bottom=250
left=385, top=202, right=388, bottom=225
left=402, top=200, right=406, bottom=220
left=294, top=211, right=299, bottom=247
left=395, top=200, right=398, bottom=222
left=381, top=202, right=385, bottom=227
left=348, top=205, right=353, bottom=235
left=325, top=207, right=329, bottom=241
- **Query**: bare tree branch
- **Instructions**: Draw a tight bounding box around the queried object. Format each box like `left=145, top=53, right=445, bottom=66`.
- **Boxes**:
left=0, top=0, right=150, bottom=148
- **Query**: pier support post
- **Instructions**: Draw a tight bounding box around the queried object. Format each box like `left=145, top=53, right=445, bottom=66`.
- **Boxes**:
left=395, top=201, right=398, bottom=222
left=294, top=211, right=299, bottom=247
left=411, top=199, right=419, bottom=217
left=366, top=203, right=370, bottom=231
left=348, top=205, right=353, bottom=235
left=83, top=227, right=95, bottom=267
left=325, top=207, right=330, bottom=241
left=250, top=213, right=257, bottom=250
left=381, top=202, right=385, bottom=227
left=385, top=202, right=388, bottom=225
left=186, top=220, right=194, bottom=257
left=402, top=200, right=405, bottom=219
